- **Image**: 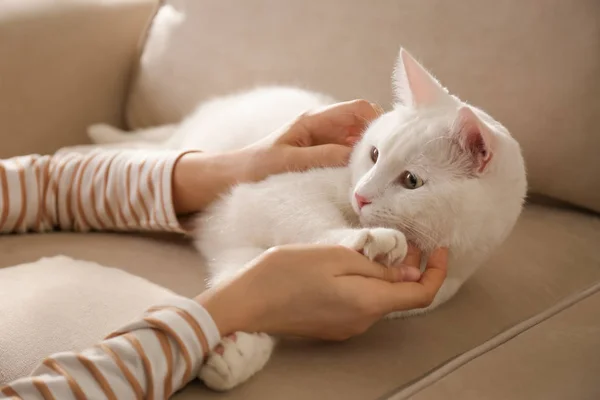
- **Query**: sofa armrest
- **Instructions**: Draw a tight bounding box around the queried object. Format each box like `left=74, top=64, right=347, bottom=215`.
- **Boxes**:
left=0, top=0, right=158, bottom=157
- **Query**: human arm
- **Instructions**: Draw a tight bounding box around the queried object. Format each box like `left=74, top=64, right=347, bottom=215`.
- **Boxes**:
left=171, top=99, right=382, bottom=214
left=0, top=245, right=446, bottom=399
left=0, top=150, right=186, bottom=233
left=0, top=100, right=381, bottom=233
left=200, top=245, right=448, bottom=340
left=0, top=296, right=220, bottom=400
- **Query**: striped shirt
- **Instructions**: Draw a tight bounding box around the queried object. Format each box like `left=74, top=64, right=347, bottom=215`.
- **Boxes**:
left=0, top=150, right=186, bottom=234
left=0, top=151, right=222, bottom=399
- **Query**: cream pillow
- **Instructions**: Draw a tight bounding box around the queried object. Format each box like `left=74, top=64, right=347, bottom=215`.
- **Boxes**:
left=0, top=256, right=175, bottom=384
left=126, top=0, right=600, bottom=213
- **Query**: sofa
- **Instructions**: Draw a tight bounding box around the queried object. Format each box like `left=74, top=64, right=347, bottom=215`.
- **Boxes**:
left=1, top=1, right=599, bottom=399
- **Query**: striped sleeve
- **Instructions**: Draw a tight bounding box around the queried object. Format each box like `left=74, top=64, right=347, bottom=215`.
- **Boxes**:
left=0, top=297, right=222, bottom=400
left=0, top=150, right=190, bottom=233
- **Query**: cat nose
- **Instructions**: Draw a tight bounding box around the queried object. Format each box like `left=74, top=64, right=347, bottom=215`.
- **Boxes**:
left=354, top=193, right=372, bottom=209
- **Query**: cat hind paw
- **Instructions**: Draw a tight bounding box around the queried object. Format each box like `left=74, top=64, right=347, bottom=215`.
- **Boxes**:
left=198, top=332, right=275, bottom=391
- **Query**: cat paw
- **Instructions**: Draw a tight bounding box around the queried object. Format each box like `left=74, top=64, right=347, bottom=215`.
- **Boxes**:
left=198, top=332, right=275, bottom=391
left=342, top=228, right=408, bottom=266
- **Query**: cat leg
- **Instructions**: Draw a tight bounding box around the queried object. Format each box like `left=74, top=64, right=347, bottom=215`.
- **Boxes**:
left=318, top=227, right=408, bottom=266
left=199, top=247, right=277, bottom=391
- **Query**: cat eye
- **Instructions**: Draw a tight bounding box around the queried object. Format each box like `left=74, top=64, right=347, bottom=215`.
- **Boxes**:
left=370, top=146, right=379, bottom=163
left=398, top=171, right=424, bottom=189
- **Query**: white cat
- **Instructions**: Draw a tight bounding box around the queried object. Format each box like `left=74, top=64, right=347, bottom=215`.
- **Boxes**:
left=88, top=49, right=527, bottom=391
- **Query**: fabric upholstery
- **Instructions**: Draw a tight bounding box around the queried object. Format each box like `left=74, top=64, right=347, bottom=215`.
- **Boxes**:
left=405, top=285, right=600, bottom=400
left=2, top=2, right=600, bottom=399
left=0, top=0, right=158, bottom=158
left=2, top=205, right=599, bottom=398
left=126, top=0, right=600, bottom=212
left=0, top=256, right=175, bottom=384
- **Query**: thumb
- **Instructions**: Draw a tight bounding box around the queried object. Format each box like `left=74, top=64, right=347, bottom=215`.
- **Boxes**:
left=378, top=247, right=449, bottom=313
left=293, top=144, right=352, bottom=170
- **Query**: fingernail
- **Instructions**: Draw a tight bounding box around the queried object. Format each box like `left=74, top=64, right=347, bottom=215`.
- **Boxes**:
left=400, top=266, right=421, bottom=282
left=370, top=102, right=385, bottom=116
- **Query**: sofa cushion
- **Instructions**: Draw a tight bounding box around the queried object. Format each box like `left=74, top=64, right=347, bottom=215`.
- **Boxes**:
left=0, top=255, right=176, bottom=384
left=400, top=283, right=600, bottom=400
left=2, top=204, right=599, bottom=398
left=0, top=0, right=158, bottom=158
left=125, top=0, right=600, bottom=213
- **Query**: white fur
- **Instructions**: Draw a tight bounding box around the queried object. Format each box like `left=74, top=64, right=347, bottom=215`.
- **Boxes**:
left=88, top=49, right=527, bottom=391
left=88, top=87, right=334, bottom=151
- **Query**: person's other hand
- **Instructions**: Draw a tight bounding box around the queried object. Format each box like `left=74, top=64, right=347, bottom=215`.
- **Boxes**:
left=197, top=245, right=448, bottom=341
left=245, top=99, right=384, bottom=181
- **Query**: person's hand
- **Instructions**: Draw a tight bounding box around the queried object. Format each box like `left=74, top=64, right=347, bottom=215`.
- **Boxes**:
left=172, top=99, right=383, bottom=214
left=244, top=99, right=384, bottom=182
left=196, top=245, right=448, bottom=341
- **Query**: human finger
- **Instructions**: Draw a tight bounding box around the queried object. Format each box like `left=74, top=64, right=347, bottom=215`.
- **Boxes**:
left=396, top=243, right=422, bottom=269
left=335, top=249, right=422, bottom=283
left=417, top=247, right=448, bottom=292
left=376, top=247, right=449, bottom=312
left=302, top=100, right=383, bottom=145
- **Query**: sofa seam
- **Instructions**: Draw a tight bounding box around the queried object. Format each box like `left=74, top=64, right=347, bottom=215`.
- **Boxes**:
left=380, top=280, right=600, bottom=400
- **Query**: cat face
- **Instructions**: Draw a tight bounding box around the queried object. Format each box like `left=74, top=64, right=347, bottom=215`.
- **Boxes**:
left=349, top=49, right=526, bottom=251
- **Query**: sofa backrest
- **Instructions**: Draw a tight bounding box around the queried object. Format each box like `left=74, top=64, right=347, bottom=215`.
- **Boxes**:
left=0, top=0, right=158, bottom=157
left=126, top=0, right=600, bottom=213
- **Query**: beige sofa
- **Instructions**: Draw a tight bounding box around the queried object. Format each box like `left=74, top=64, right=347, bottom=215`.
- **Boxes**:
left=1, top=1, right=599, bottom=399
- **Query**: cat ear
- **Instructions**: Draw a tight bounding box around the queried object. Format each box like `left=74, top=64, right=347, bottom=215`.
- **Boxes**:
left=393, top=48, right=450, bottom=108
left=455, top=106, right=495, bottom=174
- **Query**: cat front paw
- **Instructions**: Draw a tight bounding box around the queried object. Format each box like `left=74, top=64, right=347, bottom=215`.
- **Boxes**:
left=342, top=228, right=408, bottom=266
left=198, top=332, right=275, bottom=391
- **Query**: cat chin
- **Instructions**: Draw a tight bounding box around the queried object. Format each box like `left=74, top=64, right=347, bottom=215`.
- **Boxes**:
left=357, top=213, right=381, bottom=228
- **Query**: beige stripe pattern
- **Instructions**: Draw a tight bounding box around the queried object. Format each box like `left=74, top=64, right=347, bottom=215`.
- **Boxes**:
left=0, top=298, right=220, bottom=400
left=98, top=343, right=145, bottom=400
left=42, top=359, right=88, bottom=400
left=76, top=355, right=118, bottom=400
left=32, top=379, right=56, bottom=400
left=0, top=387, right=18, bottom=397
left=0, top=151, right=185, bottom=234
left=124, top=334, right=155, bottom=400
left=154, top=330, right=174, bottom=399
left=0, top=151, right=223, bottom=399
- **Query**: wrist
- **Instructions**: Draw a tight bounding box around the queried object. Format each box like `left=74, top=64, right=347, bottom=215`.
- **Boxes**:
left=172, top=150, right=257, bottom=215
left=194, top=279, right=265, bottom=336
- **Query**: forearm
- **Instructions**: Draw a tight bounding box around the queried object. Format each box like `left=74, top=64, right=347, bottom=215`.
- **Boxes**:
left=0, top=151, right=186, bottom=234
left=171, top=148, right=275, bottom=215
left=0, top=297, right=221, bottom=400
left=172, top=151, right=246, bottom=215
